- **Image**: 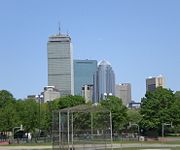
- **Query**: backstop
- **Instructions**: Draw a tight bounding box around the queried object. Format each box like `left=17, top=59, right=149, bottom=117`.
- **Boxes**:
left=52, top=104, right=112, bottom=150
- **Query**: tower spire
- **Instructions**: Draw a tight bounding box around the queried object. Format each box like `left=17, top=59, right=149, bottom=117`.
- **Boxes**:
left=58, top=22, right=61, bottom=35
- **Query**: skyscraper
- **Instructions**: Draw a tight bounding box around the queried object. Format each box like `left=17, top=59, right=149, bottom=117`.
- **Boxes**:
left=146, top=75, right=165, bottom=92
left=94, top=60, right=115, bottom=102
left=74, top=59, right=97, bottom=96
left=115, top=83, right=131, bottom=106
left=48, top=33, right=74, bottom=96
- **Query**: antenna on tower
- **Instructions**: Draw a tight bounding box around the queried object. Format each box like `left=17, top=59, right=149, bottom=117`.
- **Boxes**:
left=66, top=29, right=69, bottom=35
left=58, top=22, right=61, bottom=35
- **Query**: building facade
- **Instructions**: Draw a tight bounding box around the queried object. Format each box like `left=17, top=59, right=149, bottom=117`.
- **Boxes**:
left=146, top=75, right=165, bottom=92
left=74, top=59, right=97, bottom=96
left=48, top=33, right=74, bottom=96
left=115, top=83, right=131, bottom=106
left=81, top=84, right=94, bottom=103
left=43, top=86, right=60, bottom=103
left=94, top=60, right=115, bottom=102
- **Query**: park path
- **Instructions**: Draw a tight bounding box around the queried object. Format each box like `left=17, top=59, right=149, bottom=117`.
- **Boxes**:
left=0, top=143, right=180, bottom=150
left=0, top=145, right=51, bottom=150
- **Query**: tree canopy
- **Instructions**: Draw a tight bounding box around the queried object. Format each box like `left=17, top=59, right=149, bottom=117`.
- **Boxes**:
left=100, top=96, right=128, bottom=132
left=127, top=109, right=142, bottom=124
left=53, top=95, right=85, bottom=109
left=0, top=88, right=179, bottom=138
left=0, top=90, right=14, bottom=108
left=140, top=87, right=176, bottom=136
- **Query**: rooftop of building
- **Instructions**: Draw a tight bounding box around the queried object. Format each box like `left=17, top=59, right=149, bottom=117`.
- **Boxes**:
left=117, top=83, right=131, bottom=86
left=98, top=60, right=111, bottom=66
left=48, top=33, right=71, bottom=42
left=146, top=74, right=164, bottom=79
left=74, top=59, right=98, bottom=63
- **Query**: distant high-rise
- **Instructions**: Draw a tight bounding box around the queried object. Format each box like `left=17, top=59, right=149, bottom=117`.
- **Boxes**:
left=43, top=86, right=60, bottom=103
left=146, top=75, right=165, bottom=92
left=81, top=84, right=94, bottom=103
left=115, top=83, right=131, bottom=106
left=94, top=60, right=115, bottom=102
left=74, top=59, right=97, bottom=96
left=48, top=33, right=74, bottom=96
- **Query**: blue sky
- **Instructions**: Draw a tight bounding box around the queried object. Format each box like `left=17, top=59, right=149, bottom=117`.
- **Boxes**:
left=0, top=0, right=179, bottom=101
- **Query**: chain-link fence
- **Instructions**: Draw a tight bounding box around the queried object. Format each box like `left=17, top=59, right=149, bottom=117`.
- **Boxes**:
left=52, top=104, right=112, bottom=150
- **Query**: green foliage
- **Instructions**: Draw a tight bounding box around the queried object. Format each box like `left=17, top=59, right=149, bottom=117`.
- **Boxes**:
left=0, top=92, right=86, bottom=134
left=40, top=103, right=51, bottom=134
left=0, top=90, right=17, bottom=131
left=100, top=96, right=128, bottom=132
left=16, top=99, right=39, bottom=132
left=127, top=109, right=142, bottom=124
left=0, top=90, right=14, bottom=108
left=175, top=91, right=180, bottom=98
left=0, top=103, right=19, bottom=131
left=0, top=88, right=179, bottom=137
left=54, top=95, right=85, bottom=109
left=170, top=96, right=180, bottom=126
left=73, top=112, right=91, bottom=130
left=140, top=87, right=175, bottom=135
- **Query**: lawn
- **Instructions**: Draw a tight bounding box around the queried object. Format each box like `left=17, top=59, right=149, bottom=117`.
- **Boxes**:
left=112, top=148, right=180, bottom=150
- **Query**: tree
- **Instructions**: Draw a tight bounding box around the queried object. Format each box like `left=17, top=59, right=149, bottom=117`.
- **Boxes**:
left=40, top=103, right=51, bottom=135
left=16, top=99, right=39, bottom=132
left=0, top=103, right=19, bottom=132
left=175, top=91, right=180, bottom=98
left=169, top=95, right=180, bottom=134
left=0, top=90, right=15, bottom=108
left=0, top=90, right=17, bottom=132
left=54, top=95, right=85, bottom=109
left=140, top=87, right=175, bottom=136
left=127, top=109, right=142, bottom=124
left=171, top=93, right=180, bottom=126
left=100, top=96, right=128, bottom=132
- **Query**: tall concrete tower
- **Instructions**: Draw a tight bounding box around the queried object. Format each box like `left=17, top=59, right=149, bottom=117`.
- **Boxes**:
left=115, top=83, right=131, bottom=106
left=146, top=75, right=165, bottom=92
left=48, top=33, right=74, bottom=96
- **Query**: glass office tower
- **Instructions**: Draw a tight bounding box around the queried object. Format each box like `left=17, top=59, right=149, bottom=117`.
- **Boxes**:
left=94, top=60, right=115, bottom=102
left=74, top=59, right=97, bottom=96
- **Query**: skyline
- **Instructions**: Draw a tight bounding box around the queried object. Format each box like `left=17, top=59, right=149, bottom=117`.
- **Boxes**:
left=0, top=0, right=180, bottom=101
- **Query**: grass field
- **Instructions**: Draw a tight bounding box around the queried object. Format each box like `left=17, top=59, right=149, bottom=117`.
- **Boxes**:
left=112, top=148, right=180, bottom=150
left=1, top=140, right=180, bottom=150
left=113, top=140, right=180, bottom=145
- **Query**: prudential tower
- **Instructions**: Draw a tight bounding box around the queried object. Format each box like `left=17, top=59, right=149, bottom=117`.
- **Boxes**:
left=47, top=33, right=74, bottom=96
